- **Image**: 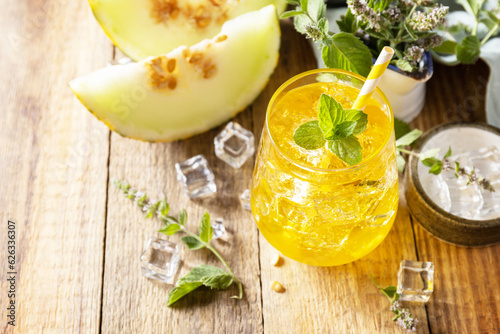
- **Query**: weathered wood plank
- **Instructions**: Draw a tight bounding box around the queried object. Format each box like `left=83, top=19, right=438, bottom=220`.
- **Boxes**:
left=254, top=21, right=429, bottom=334
left=0, top=0, right=112, bottom=332
left=99, top=50, right=264, bottom=332
left=411, top=61, right=500, bottom=333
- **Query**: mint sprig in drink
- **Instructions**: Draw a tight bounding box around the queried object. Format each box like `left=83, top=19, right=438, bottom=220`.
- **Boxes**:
left=250, top=67, right=398, bottom=266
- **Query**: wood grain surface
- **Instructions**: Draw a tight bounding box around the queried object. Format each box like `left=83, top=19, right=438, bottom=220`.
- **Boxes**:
left=1, top=1, right=499, bottom=333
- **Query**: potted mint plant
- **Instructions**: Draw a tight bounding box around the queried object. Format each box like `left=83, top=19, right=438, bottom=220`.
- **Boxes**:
left=282, top=0, right=449, bottom=121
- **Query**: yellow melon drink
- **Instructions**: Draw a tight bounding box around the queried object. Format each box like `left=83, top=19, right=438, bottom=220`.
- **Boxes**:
left=250, top=69, right=398, bottom=266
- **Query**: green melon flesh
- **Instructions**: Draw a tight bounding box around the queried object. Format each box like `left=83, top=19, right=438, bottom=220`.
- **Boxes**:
left=70, top=5, right=280, bottom=142
left=90, top=0, right=286, bottom=60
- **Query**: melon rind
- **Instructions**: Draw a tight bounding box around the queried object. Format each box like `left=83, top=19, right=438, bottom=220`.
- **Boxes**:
left=70, top=5, right=281, bottom=142
left=89, top=0, right=287, bottom=60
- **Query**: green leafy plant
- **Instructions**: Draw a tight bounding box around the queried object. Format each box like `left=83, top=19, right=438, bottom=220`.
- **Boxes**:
left=113, top=179, right=243, bottom=306
left=370, top=275, right=418, bottom=331
left=394, top=119, right=495, bottom=191
left=293, top=93, right=368, bottom=165
left=433, top=0, right=499, bottom=64
left=282, top=0, right=448, bottom=73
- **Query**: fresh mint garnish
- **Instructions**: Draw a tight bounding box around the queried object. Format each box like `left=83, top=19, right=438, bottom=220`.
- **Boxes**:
left=293, top=93, right=368, bottom=166
left=113, top=180, right=243, bottom=306
left=293, top=121, right=325, bottom=150
left=167, top=265, right=234, bottom=306
left=328, top=136, right=363, bottom=166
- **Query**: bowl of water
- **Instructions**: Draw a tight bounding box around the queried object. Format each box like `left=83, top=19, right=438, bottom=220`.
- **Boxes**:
left=405, top=122, right=500, bottom=246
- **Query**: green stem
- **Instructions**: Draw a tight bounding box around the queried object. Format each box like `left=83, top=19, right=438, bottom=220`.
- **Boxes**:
left=369, top=274, right=393, bottom=303
left=472, top=19, right=479, bottom=36
left=481, top=23, right=499, bottom=45
left=397, top=147, right=421, bottom=158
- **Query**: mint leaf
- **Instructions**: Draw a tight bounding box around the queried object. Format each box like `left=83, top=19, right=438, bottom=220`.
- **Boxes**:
left=336, top=8, right=356, bottom=33
left=285, top=0, right=300, bottom=5
left=301, top=0, right=308, bottom=12
left=344, top=109, right=368, bottom=135
left=335, top=121, right=357, bottom=138
left=394, top=118, right=411, bottom=140
left=322, top=33, right=373, bottom=77
left=167, top=282, right=203, bottom=306
left=371, top=0, right=389, bottom=11
left=432, top=40, right=458, bottom=55
left=202, top=274, right=234, bottom=290
left=392, top=59, right=414, bottom=72
left=293, top=121, right=326, bottom=149
left=293, top=12, right=313, bottom=34
left=444, top=146, right=452, bottom=159
left=159, top=224, right=181, bottom=236
left=167, top=265, right=233, bottom=306
left=328, top=136, right=362, bottom=166
left=178, top=265, right=229, bottom=284
left=421, top=157, right=440, bottom=167
left=381, top=286, right=398, bottom=299
left=456, top=35, right=481, bottom=64
left=318, top=94, right=345, bottom=139
left=178, top=209, right=187, bottom=225
left=199, top=212, right=213, bottom=243
left=396, top=153, right=406, bottom=172
left=429, top=161, right=443, bottom=175
left=181, top=236, right=205, bottom=250
left=158, top=200, right=169, bottom=217
left=317, top=17, right=329, bottom=36
left=395, top=129, right=422, bottom=147
left=280, top=10, right=304, bottom=19
left=305, top=0, right=326, bottom=21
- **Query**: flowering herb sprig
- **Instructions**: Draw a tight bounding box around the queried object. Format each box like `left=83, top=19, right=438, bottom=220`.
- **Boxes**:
left=113, top=179, right=243, bottom=306
left=339, top=0, right=448, bottom=71
left=370, top=275, right=418, bottom=332
left=282, top=0, right=448, bottom=73
left=394, top=120, right=495, bottom=192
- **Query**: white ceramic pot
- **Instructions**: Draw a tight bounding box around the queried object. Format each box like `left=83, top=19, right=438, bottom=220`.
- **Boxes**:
left=377, top=52, right=434, bottom=123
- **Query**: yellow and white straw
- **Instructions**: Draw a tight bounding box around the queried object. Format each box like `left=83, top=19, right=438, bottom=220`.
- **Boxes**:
left=352, top=46, right=395, bottom=110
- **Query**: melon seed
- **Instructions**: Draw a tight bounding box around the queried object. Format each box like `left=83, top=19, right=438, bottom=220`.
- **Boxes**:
left=167, top=58, right=176, bottom=72
left=215, top=34, right=227, bottom=43
left=271, top=281, right=285, bottom=293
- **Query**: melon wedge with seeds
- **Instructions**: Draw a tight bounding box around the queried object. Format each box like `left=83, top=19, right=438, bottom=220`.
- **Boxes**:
left=70, top=5, right=280, bottom=142
left=89, top=0, right=287, bottom=60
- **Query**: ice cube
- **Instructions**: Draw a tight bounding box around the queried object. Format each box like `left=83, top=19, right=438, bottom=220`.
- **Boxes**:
left=214, top=122, right=255, bottom=169
left=444, top=172, right=483, bottom=219
left=469, top=146, right=500, bottom=176
left=140, top=237, right=180, bottom=284
left=240, top=189, right=251, bottom=211
left=397, top=260, right=434, bottom=302
left=211, top=218, right=226, bottom=239
left=175, top=155, right=216, bottom=199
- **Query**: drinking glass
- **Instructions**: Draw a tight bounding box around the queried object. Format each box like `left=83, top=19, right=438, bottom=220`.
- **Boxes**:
left=250, top=69, right=398, bottom=266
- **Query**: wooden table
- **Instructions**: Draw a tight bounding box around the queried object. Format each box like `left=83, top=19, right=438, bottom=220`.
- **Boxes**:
left=1, top=2, right=499, bottom=333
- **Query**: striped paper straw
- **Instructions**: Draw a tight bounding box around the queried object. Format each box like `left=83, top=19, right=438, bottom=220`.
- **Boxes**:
left=352, top=47, right=395, bottom=110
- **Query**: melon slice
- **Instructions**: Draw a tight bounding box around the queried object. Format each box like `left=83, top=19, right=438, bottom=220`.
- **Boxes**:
left=70, top=5, right=280, bottom=142
left=90, top=0, right=287, bottom=60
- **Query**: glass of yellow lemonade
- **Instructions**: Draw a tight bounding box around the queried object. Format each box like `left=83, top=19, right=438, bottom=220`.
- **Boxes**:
left=250, top=69, right=399, bottom=266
